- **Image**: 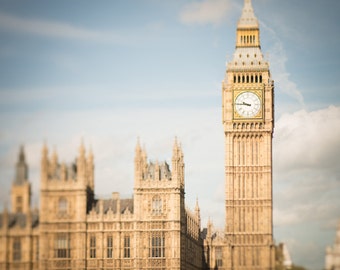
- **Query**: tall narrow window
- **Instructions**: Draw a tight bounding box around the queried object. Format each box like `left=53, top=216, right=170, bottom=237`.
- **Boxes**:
left=239, top=247, right=246, bottom=266
left=90, top=236, right=96, bottom=258
left=124, top=236, right=130, bottom=258
left=16, top=196, right=23, bottom=213
left=252, top=247, right=256, bottom=266
left=107, top=236, right=113, bottom=258
left=215, top=247, right=223, bottom=267
left=58, top=197, right=68, bottom=214
left=13, top=237, right=21, bottom=261
left=152, top=197, right=162, bottom=215
left=55, top=234, right=70, bottom=258
left=150, top=235, right=165, bottom=258
left=36, top=239, right=39, bottom=261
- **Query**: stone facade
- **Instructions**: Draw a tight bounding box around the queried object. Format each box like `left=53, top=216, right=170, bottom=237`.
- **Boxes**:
left=0, top=147, right=40, bottom=270
left=0, top=1, right=275, bottom=269
left=204, top=0, right=275, bottom=269
left=0, top=140, right=203, bottom=270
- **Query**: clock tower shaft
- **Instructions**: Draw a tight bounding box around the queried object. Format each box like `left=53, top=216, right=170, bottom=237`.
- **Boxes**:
left=222, top=1, right=274, bottom=269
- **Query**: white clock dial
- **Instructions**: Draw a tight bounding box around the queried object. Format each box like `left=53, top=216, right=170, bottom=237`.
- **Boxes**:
left=235, top=92, right=261, bottom=118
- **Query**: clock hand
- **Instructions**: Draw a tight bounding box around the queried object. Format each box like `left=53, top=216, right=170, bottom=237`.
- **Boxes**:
left=235, top=102, right=251, bottom=106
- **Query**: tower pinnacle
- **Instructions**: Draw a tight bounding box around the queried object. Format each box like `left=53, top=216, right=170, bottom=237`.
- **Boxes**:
left=15, top=146, right=28, bottom=185
left=238, top=0, right=259, bottom=28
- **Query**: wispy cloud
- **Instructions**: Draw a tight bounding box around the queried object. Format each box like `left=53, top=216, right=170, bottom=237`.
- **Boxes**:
left=0, top=12, right=123, bottom=43
left=0, top=84, right=219, bottom=110
left=261, top=21, right=305, bottom=110
left=0, top=105, right=224, bottom=211
left=179, top=0, right=232, bottom=26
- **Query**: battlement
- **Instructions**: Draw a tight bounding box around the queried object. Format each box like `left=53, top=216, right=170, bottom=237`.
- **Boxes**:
left=40, top=142, right=94, bottom=190
left=134, top=138, right=184, bottom=189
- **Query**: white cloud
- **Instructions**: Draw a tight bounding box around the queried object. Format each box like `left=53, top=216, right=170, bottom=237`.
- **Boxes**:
left=274, top=106, right=340, bottom=173
left=0, top=12, right=123, bottom=43
left=272, top=106, right=340, bottom=269
left=179, top=0, right=232, bottom=26
left=273, top=106, right=340, bottom=223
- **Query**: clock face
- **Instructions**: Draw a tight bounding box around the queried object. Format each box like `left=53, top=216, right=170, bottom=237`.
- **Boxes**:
left=235, top=92, right=261, bottom=118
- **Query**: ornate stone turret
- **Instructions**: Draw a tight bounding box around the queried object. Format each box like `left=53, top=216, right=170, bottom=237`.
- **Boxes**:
left=11, top=146, right=31, bottom=214
left=238, top=0, right=259, bottom=29
left=50, top=148, right=58, bottom=176
left=134, top=138, right=145, bottom=186
left=221, top=0, right=275, bottom=268
left=77, top=141, right=86, bottom=182
left=172, top=137, right=184, bottom=189
left=87, top=146, right=94, bottom=190
left=40, top=141, right=93, bottom=189
left=195, top=198, right=201, bottom=228
left=14, top=146, right=28, bottom=185
left=41, top=143, right=48, bottom=184
left=235, top=0, right=260, bottom=50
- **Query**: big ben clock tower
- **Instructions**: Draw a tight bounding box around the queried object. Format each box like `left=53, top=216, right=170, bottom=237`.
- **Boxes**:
left=222, top=0, right=275, bottom=269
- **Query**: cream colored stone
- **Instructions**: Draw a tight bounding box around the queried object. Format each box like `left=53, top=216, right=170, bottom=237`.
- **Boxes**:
left=0, top=1, right=275, bottom=269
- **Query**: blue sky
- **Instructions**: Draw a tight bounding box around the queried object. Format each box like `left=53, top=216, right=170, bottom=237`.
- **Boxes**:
left=0, top=0, right=340, bottom=269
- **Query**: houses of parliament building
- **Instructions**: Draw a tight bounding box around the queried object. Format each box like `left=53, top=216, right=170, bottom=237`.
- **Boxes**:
left=0, top=1, right=277, bottom=269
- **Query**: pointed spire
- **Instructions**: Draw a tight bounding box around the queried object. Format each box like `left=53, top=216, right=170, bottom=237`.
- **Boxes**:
left=238, top=0, right=259, bottom=28
left=77, top=139, right=86, bottom=181
left=50, top=146, right=58, bottom=178
left=42, top=142, right=48, bottom=159
left=135, top=137, right=142, bottom=155
left=172, top=137, right=184, bottom=188
left=79, top=139, right=85, bottom=158
left=134, top=138, right=146, bottom=184
left=195, top=197, right=200, bottom=212
left=195, top=197, right=201, bottom=226
left=18, top=145, right=25, bottom=162
left=15, top=145, right=28, bottom=185
left=86, top=145, right=94, bottom=189
left=41, top=143, right=49, bottom=181
left=172, top=136, right=182, bottom=160
left=135, top=137, right=144, bottom=164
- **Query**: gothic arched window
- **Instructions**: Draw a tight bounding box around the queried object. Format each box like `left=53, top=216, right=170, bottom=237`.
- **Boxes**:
left=58, top=198, right=68, bottom=214
left=152, top=197, right=162, bottom=215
